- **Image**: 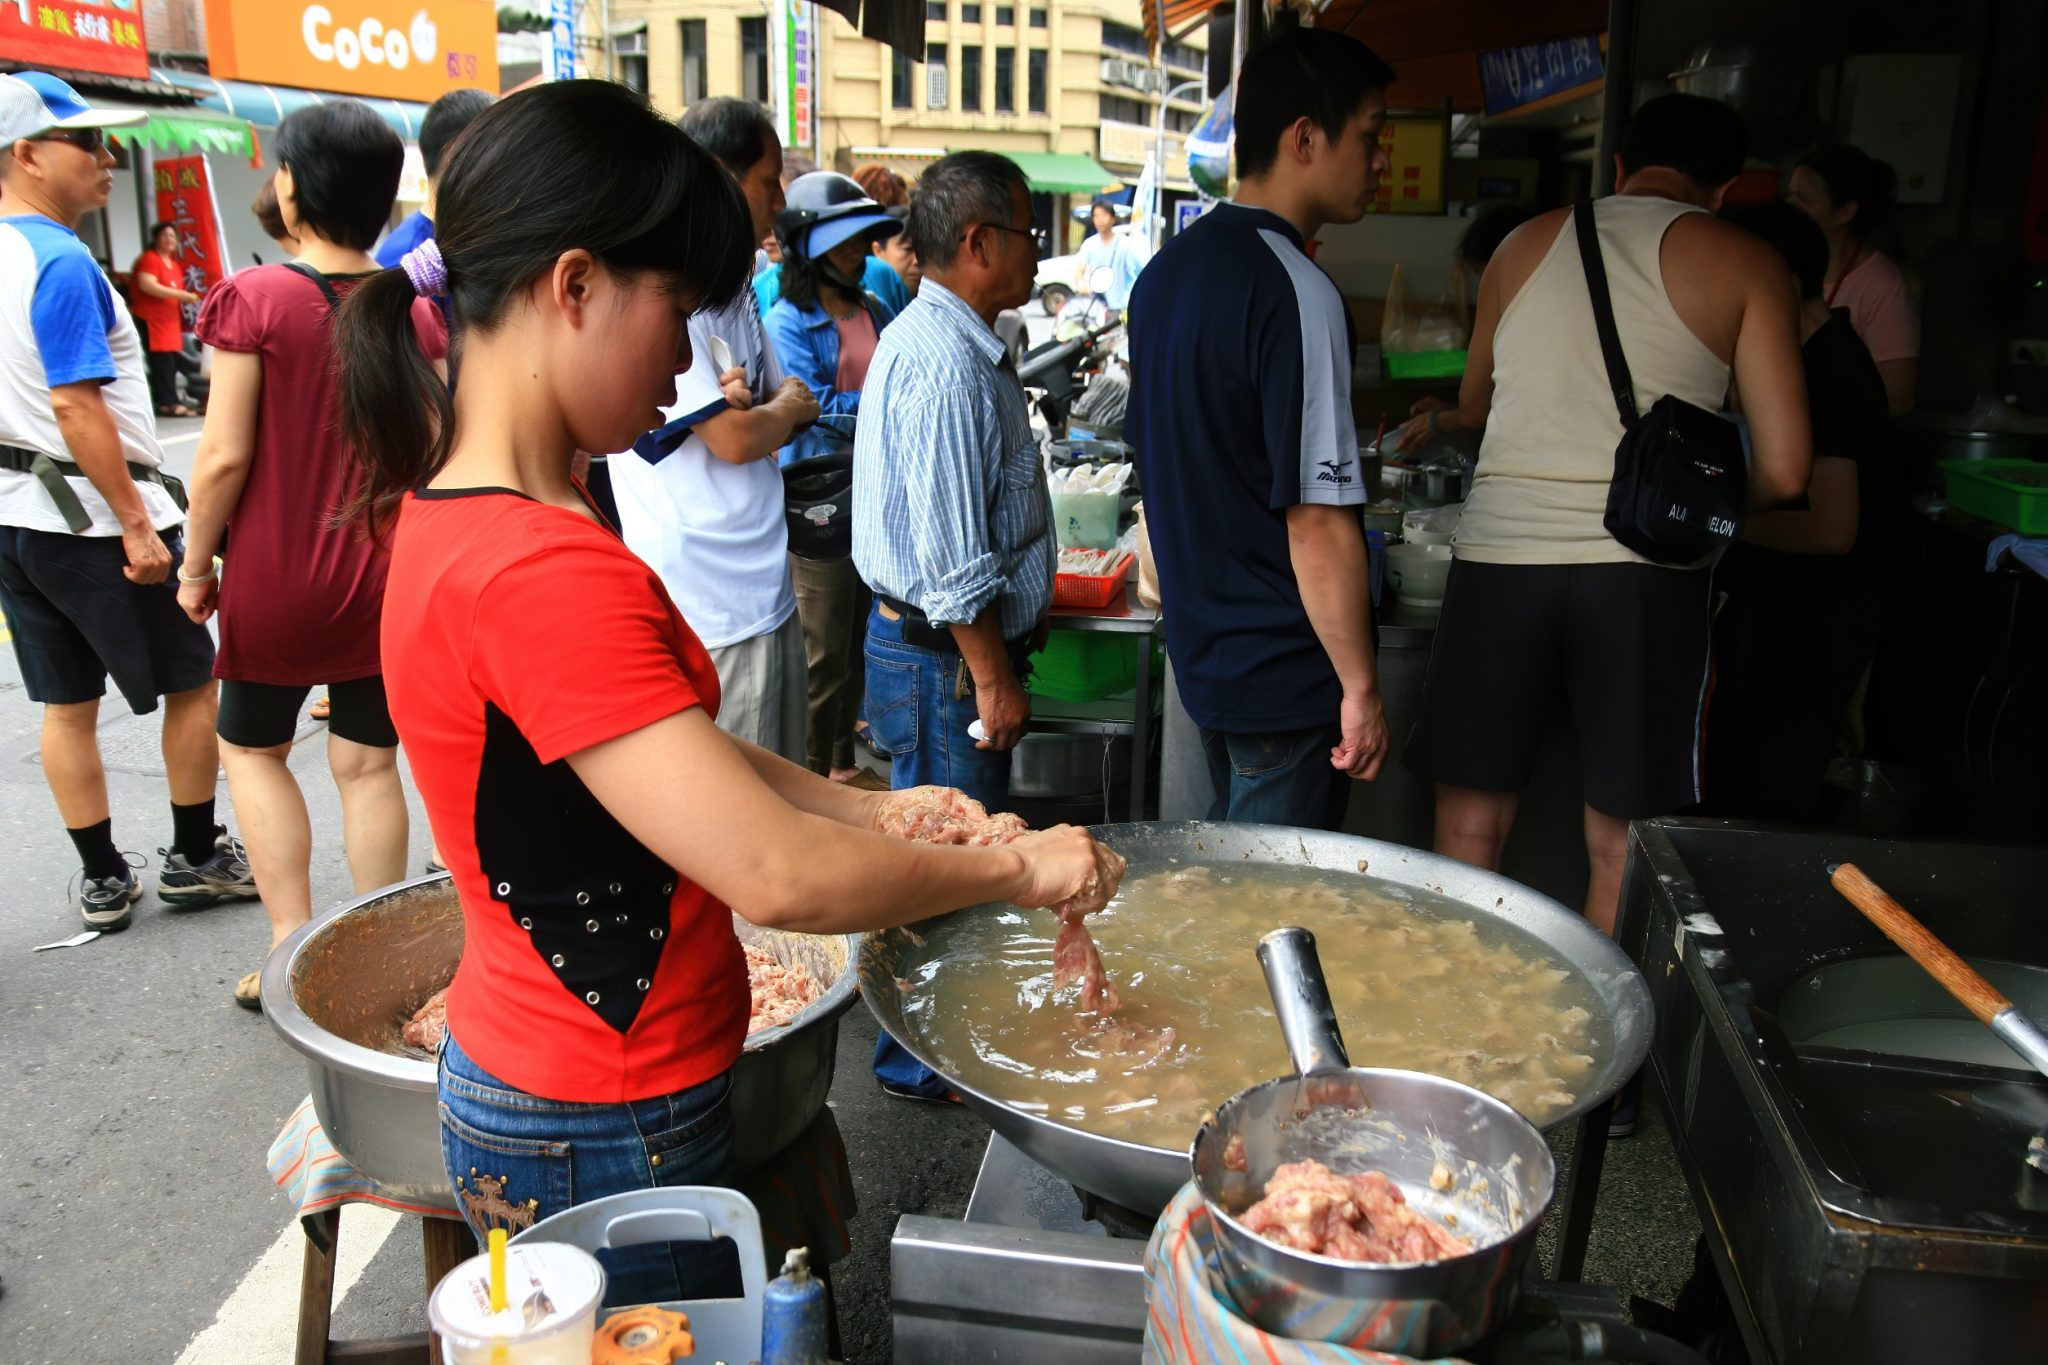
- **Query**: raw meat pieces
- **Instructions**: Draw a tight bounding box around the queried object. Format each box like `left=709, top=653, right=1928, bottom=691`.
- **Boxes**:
left=880, top=786, right=1125, bottom=1013
left=396, top=946, right=826, bottom=1052
left=1237, top=1160, right=1471, bottom=1264
left=402, top=987, right=449, bottom=1051
left=745, top=943, right=824, bottom=1033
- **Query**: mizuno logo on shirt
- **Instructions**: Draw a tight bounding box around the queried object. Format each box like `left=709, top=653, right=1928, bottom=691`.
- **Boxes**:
left=1315, top=458, right=1353, bottom=485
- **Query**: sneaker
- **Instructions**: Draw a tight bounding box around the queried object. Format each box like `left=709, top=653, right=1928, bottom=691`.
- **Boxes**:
left=1607, top=1087, right=1640, bottom=1139
left=157, top=827, right=258, bottom=909
left=75, top=862, right=143, bottom=932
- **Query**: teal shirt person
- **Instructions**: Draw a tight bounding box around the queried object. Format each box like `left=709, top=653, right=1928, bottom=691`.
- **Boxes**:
left=755, top=253, right=908, bottom=318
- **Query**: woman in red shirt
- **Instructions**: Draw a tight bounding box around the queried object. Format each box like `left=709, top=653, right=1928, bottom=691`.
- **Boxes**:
left=331, top=81, right=1102, bottom=1306
left=130, top=222, right=200, bottom=416
left=177, top=102, right=447, bottom=1007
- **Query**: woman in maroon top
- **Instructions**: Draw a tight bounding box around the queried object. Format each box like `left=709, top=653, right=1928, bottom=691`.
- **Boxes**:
left=177, top=101, right=448, bottom=1007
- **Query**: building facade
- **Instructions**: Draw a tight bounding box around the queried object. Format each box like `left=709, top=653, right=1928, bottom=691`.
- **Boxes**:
left=612, top=1, right=1205, bottom=249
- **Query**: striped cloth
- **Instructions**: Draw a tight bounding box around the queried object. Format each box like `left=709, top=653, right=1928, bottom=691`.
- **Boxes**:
left=267, top=1096, right=857, bottom=1267
left=1142, top=1182, right=1472, bottom=1365
left=266, top=1096, right=460, bottom=1221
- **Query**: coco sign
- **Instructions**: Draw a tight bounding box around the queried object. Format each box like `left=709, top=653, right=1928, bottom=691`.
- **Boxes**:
left=204, top=0, right=497, bottom=102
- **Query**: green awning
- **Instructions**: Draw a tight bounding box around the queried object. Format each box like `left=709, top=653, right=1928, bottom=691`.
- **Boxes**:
left=1004, top=152, right=1120, bottom=195
left=106, top=107, right=256, bottom=162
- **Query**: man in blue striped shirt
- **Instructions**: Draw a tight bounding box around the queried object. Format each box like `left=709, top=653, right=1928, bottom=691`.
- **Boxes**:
left=852, top=151, right=1053, bottom=807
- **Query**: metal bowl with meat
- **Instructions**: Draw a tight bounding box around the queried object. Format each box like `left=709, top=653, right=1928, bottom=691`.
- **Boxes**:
left=860, top=821, right=1651, bottom=1216
left=261, top=873, right=858, bottom=1211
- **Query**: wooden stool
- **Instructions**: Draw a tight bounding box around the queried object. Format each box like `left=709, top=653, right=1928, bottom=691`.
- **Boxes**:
left=293, top=1207, right=472, bottom=1365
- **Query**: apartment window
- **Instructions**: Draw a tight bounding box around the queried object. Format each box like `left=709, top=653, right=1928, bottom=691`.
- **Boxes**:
left=1029, top=9, right=1048, bottom=28
left=994, top=47, right=1015, bottom=113
left=962, top=3, right=981, bottom=20
left=892, top=48, right=915, bottom=109
left=679, top=20, right=706, bottom=104
left=740, top=17, right=769, bottom=105
left=1102, top=21, right=1148, bottom=57
left=1101, top=94, right=1147, bottom=125
left=1028, top=47, right=1047, bottom=113
left=927, top=41, right=950, bottom=108
left=996, top=5, right=1015, bottom=23
left=926, top=2, right=946, bottom=18
left=1167, top=106, right=1196, bottom=134
left=961, top=44, right=983, bottom=112
left=617, top=28, right=648, bottom=94
left=1165, top=39, right=1202, bottom=71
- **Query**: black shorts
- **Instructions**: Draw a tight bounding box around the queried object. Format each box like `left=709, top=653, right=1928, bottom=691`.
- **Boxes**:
left=1405, top=558, right=1714, bottom=818
left=0, top=524, right=216, bottom=713
left=218, top=675, right=398, bottom=750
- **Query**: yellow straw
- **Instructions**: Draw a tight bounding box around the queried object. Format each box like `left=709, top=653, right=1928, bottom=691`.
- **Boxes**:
left=487, top=1227, right=508, bottom=1314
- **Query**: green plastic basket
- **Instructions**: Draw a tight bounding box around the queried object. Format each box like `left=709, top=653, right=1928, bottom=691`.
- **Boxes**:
left=1026, top=632, right=1137, bottom=703
left=1384, top=349, right=1469, bottom=380
left=1941, top=459, right=2048, bottom=535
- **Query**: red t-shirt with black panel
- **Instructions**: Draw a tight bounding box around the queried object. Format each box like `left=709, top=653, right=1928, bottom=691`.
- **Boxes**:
left=381, top=487, right=748, bottom=1103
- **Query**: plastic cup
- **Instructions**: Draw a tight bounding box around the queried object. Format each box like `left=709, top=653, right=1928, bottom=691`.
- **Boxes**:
left=429, top=1240, right=604, bottom=1365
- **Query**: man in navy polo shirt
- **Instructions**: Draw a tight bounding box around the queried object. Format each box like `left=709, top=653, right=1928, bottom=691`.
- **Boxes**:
left=1127, top=28, right=1394, bottom=829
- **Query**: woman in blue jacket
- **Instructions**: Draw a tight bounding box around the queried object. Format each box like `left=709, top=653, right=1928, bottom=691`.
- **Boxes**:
left=763, top=173, right=899, bottom=779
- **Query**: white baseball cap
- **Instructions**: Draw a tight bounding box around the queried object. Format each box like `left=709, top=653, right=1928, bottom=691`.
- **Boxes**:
left=0, top=71, right=146, bottom=145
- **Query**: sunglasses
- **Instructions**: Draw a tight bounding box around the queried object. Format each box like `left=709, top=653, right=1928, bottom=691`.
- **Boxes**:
left=979, top=222, right=1047, bottom=252
left=30, top=127, right=108, bottom=155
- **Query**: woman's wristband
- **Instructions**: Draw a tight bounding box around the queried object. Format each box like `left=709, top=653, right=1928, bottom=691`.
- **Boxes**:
left=177, top=556, right=220, bottom=585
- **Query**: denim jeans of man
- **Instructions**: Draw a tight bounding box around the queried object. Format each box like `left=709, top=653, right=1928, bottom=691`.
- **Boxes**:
left=862, top=601, right=1020, bottom=1097
left=438, top=1029, right=742, bottom=1305
left=1200, top=723, right=1349, bottom=830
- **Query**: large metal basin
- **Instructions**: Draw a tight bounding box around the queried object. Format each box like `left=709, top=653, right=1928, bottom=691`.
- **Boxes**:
left=261, top=873, right=858, bottom=1212
left=860, top=821, right=1651, bottom=1216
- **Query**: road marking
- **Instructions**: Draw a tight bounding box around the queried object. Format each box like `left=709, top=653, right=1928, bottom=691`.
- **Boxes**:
left=172, top=1204, right=402, bottom=1364
left=159, top=429, right=202, bottom=446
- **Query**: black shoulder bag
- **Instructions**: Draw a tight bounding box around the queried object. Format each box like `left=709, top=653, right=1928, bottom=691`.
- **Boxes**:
left=1574, top=201, right=1746, bottom=565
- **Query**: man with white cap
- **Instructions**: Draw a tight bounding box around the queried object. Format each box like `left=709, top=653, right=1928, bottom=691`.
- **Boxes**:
left=0, top=72, right=254, bottom=932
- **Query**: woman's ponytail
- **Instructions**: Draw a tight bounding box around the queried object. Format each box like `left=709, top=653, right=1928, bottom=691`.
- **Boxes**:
left=333, top=267, right=452, bottom=542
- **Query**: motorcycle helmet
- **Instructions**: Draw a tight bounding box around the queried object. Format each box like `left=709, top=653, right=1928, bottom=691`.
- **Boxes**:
left=774, top=171, right=902, bottom=269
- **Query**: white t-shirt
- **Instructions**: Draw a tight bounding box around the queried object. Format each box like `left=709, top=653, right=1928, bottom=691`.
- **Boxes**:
left=0, top=214, right=182, bottom=536
left=608, top=293, right=796, bottom=649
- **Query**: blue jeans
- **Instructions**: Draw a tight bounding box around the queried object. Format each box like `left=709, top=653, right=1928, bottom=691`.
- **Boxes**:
left=1200, top=723, right=1349, bottom=830
left=438, top=1029, right=741, bottom=1306
left=862, top=602, right=1016, bottom=807
left=863, top=602, right=1020, bottom=1096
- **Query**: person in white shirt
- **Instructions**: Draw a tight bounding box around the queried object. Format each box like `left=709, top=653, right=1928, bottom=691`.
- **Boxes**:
left=606, top=98, right=819, bottom=762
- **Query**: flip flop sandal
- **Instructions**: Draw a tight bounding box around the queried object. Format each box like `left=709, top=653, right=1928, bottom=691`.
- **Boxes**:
left=234, top=970, right=263, bottom=1010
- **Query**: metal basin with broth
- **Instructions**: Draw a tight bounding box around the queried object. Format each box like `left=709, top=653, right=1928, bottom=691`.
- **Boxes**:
left=864, top=822, right=1646, bottom=1219
left=263, top=874, right=858, bottom=1211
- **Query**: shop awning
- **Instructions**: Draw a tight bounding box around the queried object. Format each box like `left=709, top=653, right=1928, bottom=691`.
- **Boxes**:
left=149, top=67, right=432, bottom=142
left=103, top=104, right=257, bottom=162
left=1006, top=152, right=1120, bottom=196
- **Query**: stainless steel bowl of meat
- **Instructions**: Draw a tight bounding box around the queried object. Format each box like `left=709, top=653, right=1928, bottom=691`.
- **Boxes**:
left=860, top=820, right=1650, bottom=1216
left=1187, top=928, right=1554, bottom=1354
left=261, top=873, right=859, bottom=1211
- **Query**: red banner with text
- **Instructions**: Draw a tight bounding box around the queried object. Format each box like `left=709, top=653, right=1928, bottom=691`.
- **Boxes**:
left=154, top=156, right=226, bottom=326
left=0, top=1, right=150, bottom=81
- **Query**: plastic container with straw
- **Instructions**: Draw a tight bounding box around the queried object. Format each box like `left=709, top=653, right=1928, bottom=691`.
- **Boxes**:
left=428, top=1227, right=604, bottom=1364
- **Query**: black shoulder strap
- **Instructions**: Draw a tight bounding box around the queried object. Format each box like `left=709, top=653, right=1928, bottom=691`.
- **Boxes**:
left=282, top=260, right=342, bottom=313
left=1573, top=200, right=1640, bottom=431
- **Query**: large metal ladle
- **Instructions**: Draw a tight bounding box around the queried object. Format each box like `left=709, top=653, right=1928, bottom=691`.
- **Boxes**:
left=1188, top=927, right=1557, bottom=1355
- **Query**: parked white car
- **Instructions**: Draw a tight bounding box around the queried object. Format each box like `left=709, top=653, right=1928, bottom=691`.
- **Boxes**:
left=1034, top=252, right=1090, bottom=316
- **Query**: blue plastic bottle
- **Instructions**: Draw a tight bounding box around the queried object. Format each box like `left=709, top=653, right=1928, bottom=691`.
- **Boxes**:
left=761, top=1245, right=827, bottom=1365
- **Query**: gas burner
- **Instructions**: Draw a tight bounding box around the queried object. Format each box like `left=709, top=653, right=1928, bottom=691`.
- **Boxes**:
left=1075, top=1187, right=1157, bottom=1240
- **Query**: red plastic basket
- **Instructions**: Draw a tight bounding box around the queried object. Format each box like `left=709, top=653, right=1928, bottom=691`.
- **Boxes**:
left=1053, top=553, right=1134, bottom=608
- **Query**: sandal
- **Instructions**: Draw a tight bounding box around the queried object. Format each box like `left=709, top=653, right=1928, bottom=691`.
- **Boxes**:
left=234, top=970, right=263, bottom=1010
left=308, top=695, right=331, bottom=721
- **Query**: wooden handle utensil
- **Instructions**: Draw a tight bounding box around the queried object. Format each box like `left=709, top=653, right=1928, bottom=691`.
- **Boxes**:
left=1828, top=862, right=2012, bottom=1025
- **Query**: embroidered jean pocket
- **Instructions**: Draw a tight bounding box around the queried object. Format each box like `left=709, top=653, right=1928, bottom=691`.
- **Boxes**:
left=439, top=1100, right=572, bottom=1240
